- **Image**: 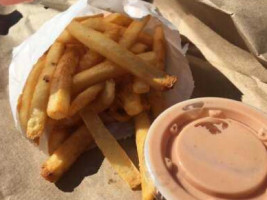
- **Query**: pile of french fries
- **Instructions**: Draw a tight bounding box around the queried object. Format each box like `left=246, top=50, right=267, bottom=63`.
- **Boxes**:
left=17, top=13, right=177, bottom=199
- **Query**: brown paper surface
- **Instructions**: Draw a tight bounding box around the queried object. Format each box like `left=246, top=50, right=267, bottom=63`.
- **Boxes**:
left=154, top=0, right=267, bottom=113
left=0, top=2, right=141, bottom=200
left=170, top=0, right=267, bottom=65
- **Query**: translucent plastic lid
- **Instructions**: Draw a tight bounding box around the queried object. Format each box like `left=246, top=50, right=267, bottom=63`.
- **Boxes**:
left=145, top=98, right=267, bottom=200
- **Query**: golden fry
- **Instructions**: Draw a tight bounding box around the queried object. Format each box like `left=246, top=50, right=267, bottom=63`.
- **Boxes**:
left=81, top=109, right=141, bottom=189
left=74, top=13, right=104, bottom=22
left=18, top=55, right=46, bottom=132
left=73, top=51, right=156, bottom=94
left=77, top=27, right=120, bottom=72
left=153, top=25, right=166, bottom=70
left=57, top=14, right=104, bottom=44
left=41, top=125, right=93, bottom=182
left=27, top=42, right=65, bottom=139
left=148, top=25, right=167, bottom=117
left=48, top=128, right=70, bottom=155
left=78, top=49, right=104, bottom=72
left=130, top=43, right=149, bottom=54
left=90, top=79, right=116, bottom=113
left=67, top=21, right=176, bottom=91
left=82, top=18, right=152, bottom=46
left=81, top=17, right=120, bottom=32
left=56, top=30, right=79, bottom=44
left=118, top=82, right=144, bottom=116
left=69, top=83, right=104, bottom=116
left=47, top=46, right=80, bottom=120
left=104, top=13, right=132, bottom=26
left=119, top=16, right=150, bottom=49
left=134, top=112, right=155, bottom=200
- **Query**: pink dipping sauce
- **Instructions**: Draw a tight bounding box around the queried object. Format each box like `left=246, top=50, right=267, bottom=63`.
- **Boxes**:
left=145, top=98, right=267, bottom=200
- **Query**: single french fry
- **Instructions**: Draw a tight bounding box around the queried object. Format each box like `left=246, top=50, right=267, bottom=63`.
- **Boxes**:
left=90, top=79, right=116, bottom=113
left=137, top=31, right=153, bottom=46
left=66, top=43, right=87, bottom=57
left=119, top=15, right=150, bottom=49
left=77, top=27, right=120, bottom=72
left=73, top=51, right=156, bottom=94
left=104, top=13, right=133, bottom=26
left=134, top=112, right=155, bottom=200
left=48, top=128, right=70, bottom=155
left=69, top=83, right=104, bottom=116
left=67, top=21, right=176, bottom=91
left=130, top=43, right=149, bottom=54
left=57, top=14, right=104, bottom=44
left=17, top=55, right=46, bottom=132
left=27, top=43, right=65, bottom=139
left=81, top=17, right=121, bottom=32
left=57, top=30, right=80, bottom=44
left=41, top=125, right=93, bottom=182
left=131, top=43, right=151, bottom=94
left=118, top=82, right=143, bottom=116
left=78, top=49, right=104, bottom=72
left=80, top=109, right=141, bottom=189
left=47, top=46, right=80, bottom=120
left=153, top=25, right=166, bottom=70
left=74, top=13, right=104, bottom=22
left=148, top=25, right=167, bottom=117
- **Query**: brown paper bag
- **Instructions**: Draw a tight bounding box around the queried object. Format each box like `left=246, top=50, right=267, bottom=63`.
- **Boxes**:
left=154, top=0, right=267, bottom=113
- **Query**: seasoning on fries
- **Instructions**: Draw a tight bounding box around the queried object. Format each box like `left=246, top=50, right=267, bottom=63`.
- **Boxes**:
left=18, top=13, right=175, bottom=197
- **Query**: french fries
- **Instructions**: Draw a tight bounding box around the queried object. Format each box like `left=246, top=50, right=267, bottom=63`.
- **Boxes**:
left=74, top=13, right=104, bottom=22
left=148, top=25, right=167, bottom=117
left=90, top=79, right=116, bottom=113
left=47, top=46, right=80, bottom=120
left=130, top=43, right=149, bottom=54
left=118, top=82, right=144, bottom=116
left=18, top=55, right=46, bottom=132
left=69, top=83, right=104, bottom=116
left=82, top=17, right=152, bottom=45
left=104, top=13, right=132, bottom=26
left=73, top=51, right=157, bottom=94
left=77, top=26, right=121, bottom=72
left=56, top=30, right=79, bottom=44
left=57, top=14, right=104, bottom=44
left=67, top=20, right=177, bottom=90
left=41, top=125, right=93, bottom=182
left=119, top=15, right=150, bottom=49
left=153, top=25, right=166, bottom=70
left=27, top=42, right=65, bottom=139
left=81, top=109, right=141, bottom=189
left=135, top=112, right=155, bottom=200
left=19, top=12, right=176, bottom=195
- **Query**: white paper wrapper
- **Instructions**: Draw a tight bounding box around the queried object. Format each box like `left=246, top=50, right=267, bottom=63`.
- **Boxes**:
left=9, top=0, right=194, bottom=153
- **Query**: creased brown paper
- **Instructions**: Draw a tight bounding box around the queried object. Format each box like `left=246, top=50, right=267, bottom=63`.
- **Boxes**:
left=169, top=0, right=267, bottom=66
left=154, top=0, right=267, bottom=113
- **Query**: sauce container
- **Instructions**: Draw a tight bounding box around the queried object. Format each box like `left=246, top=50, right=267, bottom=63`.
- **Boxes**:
left=145, top=97, right=267, bottom=200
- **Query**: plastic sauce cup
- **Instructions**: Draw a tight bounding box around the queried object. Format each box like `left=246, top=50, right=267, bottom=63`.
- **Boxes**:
left=145, top=98, right=267, bottom=200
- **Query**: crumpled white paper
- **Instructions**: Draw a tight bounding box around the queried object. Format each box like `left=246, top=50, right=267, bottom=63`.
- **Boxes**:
left=8, top=0, right=194, bottom=152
